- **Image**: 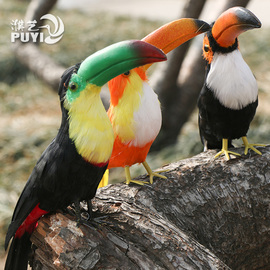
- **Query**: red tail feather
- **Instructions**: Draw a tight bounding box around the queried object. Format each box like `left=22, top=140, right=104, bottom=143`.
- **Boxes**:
left=15, top=204, right=48, bottom=238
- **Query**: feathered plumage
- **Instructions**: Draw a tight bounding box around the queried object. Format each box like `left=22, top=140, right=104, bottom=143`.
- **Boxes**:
left=198, top=7, right=263, bottom=159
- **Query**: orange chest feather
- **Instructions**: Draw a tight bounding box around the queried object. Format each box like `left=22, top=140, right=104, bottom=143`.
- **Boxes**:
left=108, top=136, right=153, bottom=168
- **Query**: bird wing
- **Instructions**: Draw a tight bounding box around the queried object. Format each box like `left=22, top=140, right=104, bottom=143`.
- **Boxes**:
left=5, top=65, right=79, bottom=248
left=5, top=140, right=55, bottom=248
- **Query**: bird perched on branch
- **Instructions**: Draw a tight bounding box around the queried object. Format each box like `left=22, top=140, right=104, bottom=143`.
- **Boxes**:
left=198, top=7, right=264, bottom=160
left=101, top=19, right=210, bottom=186
left=4, top=40, right=167, bottom=270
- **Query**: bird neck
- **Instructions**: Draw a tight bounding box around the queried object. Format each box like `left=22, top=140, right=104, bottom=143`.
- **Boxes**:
left=108, top=69, right=145, bottom=142
left=208, top=32, right=239, bottom=54
left=109, top=67, right=147, bottom=106
left=206, top=49, right=258, bottom=110
left=66, top=84, right=114, bottom=165
left=108, top=76, right=162, bottom=147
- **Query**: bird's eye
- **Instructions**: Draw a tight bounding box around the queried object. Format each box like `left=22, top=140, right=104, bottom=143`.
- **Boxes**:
left=204, top=45, right=210, bottom=52
left=69, top=82, right=78, bottom=91
left=123, top=71, right=130, bottom=77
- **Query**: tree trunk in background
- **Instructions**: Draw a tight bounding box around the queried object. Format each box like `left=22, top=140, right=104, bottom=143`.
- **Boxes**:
left=150, top=0, right=250, bottom=150
left=25, top=0, right=58, bottom=28
left=150, top=0, right=207, bottom=149
left=31, top=146, right=270, bottom=269
left=13, top=0, right=65, bottom=90
left=14, top=42, right=65, bottom=90
left=222, top=0, right=250, bottom=10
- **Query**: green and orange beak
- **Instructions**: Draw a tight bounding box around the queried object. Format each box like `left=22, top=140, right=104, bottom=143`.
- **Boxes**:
left=141, top=18, right=210, bottom=70
left=212, top=7, right=261, bottom=48
left=75, top=40, right=167, bottom=87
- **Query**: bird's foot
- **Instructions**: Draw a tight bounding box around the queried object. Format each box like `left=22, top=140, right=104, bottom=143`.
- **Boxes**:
left=124, top=166, right=148, bottom=185
left=142, top=161, right=167, bottom=184
left=244, top=143, right=265, bottom=155
left=65, top=201, right=92, bottom=227
left=125, top=179, right=149, bottom=185
left=214, top=138, right=241, bottom=160
left=242, top=136, right=266, bottom=155
left=148, top=171, right=167, bottom=185
left=92, top=215, right=115, bottom=227
left=78, top=215, right=115, bottom=229
left=214, top=149, right=241, bottom=160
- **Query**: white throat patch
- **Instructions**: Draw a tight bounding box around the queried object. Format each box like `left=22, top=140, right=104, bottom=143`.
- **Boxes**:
left=132, top=82, right=162, bottom=147
left=206, top=49, right=258, bottom=110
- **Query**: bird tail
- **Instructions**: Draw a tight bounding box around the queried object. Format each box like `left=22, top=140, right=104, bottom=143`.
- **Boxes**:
left=98, top=169, right=109, bottom=188
left=5, top=233, right=31, bottom=270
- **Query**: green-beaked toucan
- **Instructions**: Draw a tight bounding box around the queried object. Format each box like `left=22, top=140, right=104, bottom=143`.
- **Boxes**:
left=4, top=40, right=167, bottom=270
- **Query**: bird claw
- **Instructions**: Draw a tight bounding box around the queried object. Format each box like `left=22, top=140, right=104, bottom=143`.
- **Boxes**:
left=214, top=149, right=241, bottom=160
left=81, top=215, right=115, bottom=230
left=214, top=138, right=241, bottom=160
left=243, top=143, right=265, bottom=155
left=147, top=171, right=167, bottom=184
left=124, top=166, right=149, bottom=185
left=124, top=163, right=167, bottom=186
left=242, top=136, right=266, bottom=155
left=81, top=211, right=90, bottom=221
left=125, top=179, right=149, bottom=185
left=142, top=161, right=167, bottom=184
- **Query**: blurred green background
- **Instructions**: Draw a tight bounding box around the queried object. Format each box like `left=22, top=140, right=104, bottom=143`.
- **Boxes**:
left=1, top=0, right=270, bottom=262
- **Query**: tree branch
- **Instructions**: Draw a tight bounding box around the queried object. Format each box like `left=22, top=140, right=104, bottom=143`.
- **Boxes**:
left=12, top=0, right=65, bottom=90
left=24, top=0, right=58, bottom=29
left=14, top=42, right=65, bottom=90
left=222, top=0, right=250, bottom=10
left=13, top=0, right=111, bottom=108
left=151, top=0, right=206, bottom=110
left=31, top=145, right=270, bottom=269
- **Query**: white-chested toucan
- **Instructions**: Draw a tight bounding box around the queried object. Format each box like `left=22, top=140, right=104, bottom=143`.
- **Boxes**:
left=198, top=7, right=264, bottom=160
left=101, top=19, right=210, bottom=186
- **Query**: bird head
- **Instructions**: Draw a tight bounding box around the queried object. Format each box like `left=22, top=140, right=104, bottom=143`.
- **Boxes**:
left=203, top=7, right=261, bottom=63
left=108, top=18, right=210, bottom=106
left=61, top=40, right=167, bottom=110
left=58, top=40, right=166, bottom=164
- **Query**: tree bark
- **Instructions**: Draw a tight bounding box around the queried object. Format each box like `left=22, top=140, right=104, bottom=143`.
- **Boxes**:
left=31, top=145, right=270, bottom=269
left=150, top=0, right=250, bottom=150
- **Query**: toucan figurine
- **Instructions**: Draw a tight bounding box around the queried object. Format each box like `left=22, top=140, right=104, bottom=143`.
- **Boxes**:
left=198, top=7, right=264, bottom=160
left=100, top=18, right=210, bottom=186
left=4, top=40, right=167, bottom=270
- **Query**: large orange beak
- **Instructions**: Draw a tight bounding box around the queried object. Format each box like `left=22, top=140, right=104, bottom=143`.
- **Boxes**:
left=142, top=18, right=210, bottom=70
left=212, top=7, right=261, bottom=48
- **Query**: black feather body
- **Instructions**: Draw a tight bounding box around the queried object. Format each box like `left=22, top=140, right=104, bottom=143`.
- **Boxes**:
left=198, top=32, right=258, bottom=150
left=198, top=78, right=258, bottom=150
left=5, top=233, right=32, bottom=270
left=5, top=64, right=107, bottom=270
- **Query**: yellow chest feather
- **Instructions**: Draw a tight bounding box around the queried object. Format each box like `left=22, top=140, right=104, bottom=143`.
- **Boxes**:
left=110, top=73, right=143, bottom=142
left=66, top=85, right=114, bottom=164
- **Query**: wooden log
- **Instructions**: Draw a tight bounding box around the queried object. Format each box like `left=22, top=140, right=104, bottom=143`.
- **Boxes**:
left=31, top=145, right=270, bottom=269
